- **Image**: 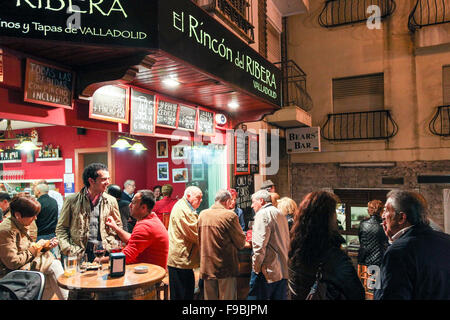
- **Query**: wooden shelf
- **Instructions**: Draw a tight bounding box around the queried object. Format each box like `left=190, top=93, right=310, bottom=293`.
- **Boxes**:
left=0, top=160, right=21, bottom=163
left=0, top=179, right=63, bottom=184
left=36, top=157, right=63, bottom=162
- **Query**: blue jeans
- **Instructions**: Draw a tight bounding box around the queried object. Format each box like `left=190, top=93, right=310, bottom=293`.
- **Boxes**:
left=37, top=233, right=59, bottom=259
left=247, top=271, right=287, bottom=300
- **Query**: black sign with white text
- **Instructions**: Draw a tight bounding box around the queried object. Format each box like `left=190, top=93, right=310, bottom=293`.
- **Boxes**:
left=1, top=0, right=158, bottom=48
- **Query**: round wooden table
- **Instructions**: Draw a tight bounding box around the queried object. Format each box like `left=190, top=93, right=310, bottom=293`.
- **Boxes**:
left=57, top=263, right=166, bottom=300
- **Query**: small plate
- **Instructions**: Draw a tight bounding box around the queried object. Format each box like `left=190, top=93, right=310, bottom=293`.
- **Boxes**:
left=134, top=266, right=148, bottom=274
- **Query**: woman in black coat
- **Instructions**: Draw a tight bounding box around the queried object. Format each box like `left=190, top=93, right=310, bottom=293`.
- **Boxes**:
left=357, top=200, right=388, bottom=267
left=288, top=191, right=365, bottom=300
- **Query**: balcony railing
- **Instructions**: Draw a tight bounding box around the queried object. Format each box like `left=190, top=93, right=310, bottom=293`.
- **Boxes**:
left=194, top=0, right=255, bottom=43
left=274, top=60, right=313, bottom=111
left=321, top=110, right=398, bottom=141
left=429, top=105, right=450, bottom=136
left=408, top=0, right=450, bottom=32
left=318, top=0, right=396, bottom=28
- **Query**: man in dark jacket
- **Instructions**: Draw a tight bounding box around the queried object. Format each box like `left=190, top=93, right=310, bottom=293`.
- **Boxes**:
left=34, top=183, right=59, bottom=257
left=375, top=189, right=450, bottom=300
left=198, top=189, right=246, bottom=300
left=358, top=200, right=388, bottom=267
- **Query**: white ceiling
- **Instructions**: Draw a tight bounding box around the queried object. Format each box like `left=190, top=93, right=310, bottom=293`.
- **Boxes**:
left=0, top=119, right=52, bottom=131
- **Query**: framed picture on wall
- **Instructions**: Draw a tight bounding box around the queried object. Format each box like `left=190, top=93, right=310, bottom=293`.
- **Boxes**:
left=172, top=168, right=188, bottom=183
left=172, top=145, right=188, bottom=160
left=192, top=164, right=204, bottom=181
left=157, top=162, right=169, bottom=181
left=156, top=140, right=168, bottom=158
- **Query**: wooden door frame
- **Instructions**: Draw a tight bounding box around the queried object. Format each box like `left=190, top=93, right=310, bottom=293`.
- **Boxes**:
left=74, top=132, right=114, bottom=192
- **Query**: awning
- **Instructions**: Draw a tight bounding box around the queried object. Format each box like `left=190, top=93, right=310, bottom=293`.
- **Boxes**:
left=0, top=0, right=281, bottom=125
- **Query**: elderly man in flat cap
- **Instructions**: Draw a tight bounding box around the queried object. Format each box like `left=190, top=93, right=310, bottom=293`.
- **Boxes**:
left=260, top=180, right=276, bottom=193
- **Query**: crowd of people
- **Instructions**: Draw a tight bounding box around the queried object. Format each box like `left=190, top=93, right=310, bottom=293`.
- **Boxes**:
left=0, top=163, right=449, bottom=300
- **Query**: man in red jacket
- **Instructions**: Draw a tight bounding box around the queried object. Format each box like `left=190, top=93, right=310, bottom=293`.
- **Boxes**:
left=153, top=184, right=177, bottom=229
left=102, top=190, right=169, bottom=269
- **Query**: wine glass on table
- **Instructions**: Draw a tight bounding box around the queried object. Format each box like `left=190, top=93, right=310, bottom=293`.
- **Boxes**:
left=93, top=242, right=106, bottom=273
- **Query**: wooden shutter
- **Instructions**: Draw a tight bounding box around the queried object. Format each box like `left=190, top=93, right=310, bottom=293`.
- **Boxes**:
left=267, top=22, right=281, bottom=63
left=333, top=73, right=384, bottom=113
left=443, top=66, right=450, bottom=105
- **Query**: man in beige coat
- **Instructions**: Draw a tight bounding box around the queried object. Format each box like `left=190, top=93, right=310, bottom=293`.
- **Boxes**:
left=198, top=189, right=246, bottom=300
left=167, top=186, right=202, bottom=300
left=56, top=163, right=122, bottom=262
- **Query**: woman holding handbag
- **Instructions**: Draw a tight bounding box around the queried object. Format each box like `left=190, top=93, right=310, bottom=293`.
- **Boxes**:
left=288, top=191, right=365, bottom=300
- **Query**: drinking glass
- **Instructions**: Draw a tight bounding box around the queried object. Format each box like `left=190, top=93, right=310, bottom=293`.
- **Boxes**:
left=93, top=242, right=106, bottom=273
left=64, top=253, right=78, bottom=277
left=111, top=240, right=124, bottom=253
left=77, top=253, right=88, bottom=273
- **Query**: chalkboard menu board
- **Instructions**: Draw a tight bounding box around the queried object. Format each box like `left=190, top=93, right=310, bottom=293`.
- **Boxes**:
left=156, top=99, right=178, bottom=128
left=197, top=109, right=215, bottom=136
left=235, top=174, right=254, bottom=224
left=89, top=85, right=129, bottom=124
left=178, top=105, right=197, bottom=132
left=249, top=133, right=259, bottom=174
left=235, top=130, right=250, bottom=175
left=130, top=88, right=156, bottom=136
left=24, top=59, right=74, bottom=109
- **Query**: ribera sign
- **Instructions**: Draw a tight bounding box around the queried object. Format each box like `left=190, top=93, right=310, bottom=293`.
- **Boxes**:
left=1, top=0, right=157, bottom=47
left=158, top=0, right=282, bottom=107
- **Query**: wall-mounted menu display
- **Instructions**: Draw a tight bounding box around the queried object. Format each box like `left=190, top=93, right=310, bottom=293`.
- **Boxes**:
left=197, top=109, right=215, bottom=136
left=89, top=85, right=129, bottom=124
left=235, top=174, right=254, bottom=218
left=234, top=130, right=250, bottom=175
left=156, top=99, right=178, bottom=128
left=249, top=133, right=259, bottom=174
left=130, top=88, right=156, bottom=136
left=24, top=59, right=74, bottom=109
left=178, top=105, right=197, bottom=132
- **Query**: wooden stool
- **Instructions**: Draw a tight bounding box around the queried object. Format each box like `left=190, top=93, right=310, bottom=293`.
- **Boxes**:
left=156, top=276, right=169, bottom=300
left=357, top=264, right=374, bottom=300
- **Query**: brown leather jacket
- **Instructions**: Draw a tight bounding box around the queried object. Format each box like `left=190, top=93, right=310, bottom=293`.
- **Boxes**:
left=198, top=203, right=246, bottom=280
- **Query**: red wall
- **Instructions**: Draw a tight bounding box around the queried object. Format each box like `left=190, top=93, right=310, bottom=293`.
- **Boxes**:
left=1, top=126, right=108, bottom=193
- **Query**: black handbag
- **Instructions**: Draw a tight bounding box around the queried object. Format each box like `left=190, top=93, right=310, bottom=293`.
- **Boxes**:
left=305, top=262, right=347, bottom=300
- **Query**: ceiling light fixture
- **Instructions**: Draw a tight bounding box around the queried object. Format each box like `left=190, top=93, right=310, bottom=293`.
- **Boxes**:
left=129, top=142, right=148, bottom=152
left=111, top=138, right=132, bottom=150
left=228, top=101, right=239, bottom=109
left=15, top=139, right=41, bottom=152
left=111, top=136, right=147, bottom=153
left=162, top=76, right=180, bottom=88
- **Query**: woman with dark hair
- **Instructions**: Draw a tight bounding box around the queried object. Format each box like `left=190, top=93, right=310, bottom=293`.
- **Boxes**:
left=358, top=200, right=388, bottom=267
left=288, top=191, right=365, bottom=300
left=0, top=195, right=68, bottom=300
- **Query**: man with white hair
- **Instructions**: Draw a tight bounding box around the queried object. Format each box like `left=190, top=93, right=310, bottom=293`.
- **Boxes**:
left=248, top=189, right=289, bottom=300
left=167, top=186, right=203, bottom=300
left=121, top=179, right=136, bottom=203
left=198, top=189, right=246, bottom=300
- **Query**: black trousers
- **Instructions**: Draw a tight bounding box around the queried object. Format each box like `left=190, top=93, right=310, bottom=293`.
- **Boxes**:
left=168, top=266, right=195, bottom=300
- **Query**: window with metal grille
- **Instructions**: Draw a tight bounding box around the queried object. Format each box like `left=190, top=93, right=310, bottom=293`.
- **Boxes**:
left=333, top=73, right=384, bottom=113
left=430, top=66, right=450, bottom=137
left=322, top=73, right=397, bottom=141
